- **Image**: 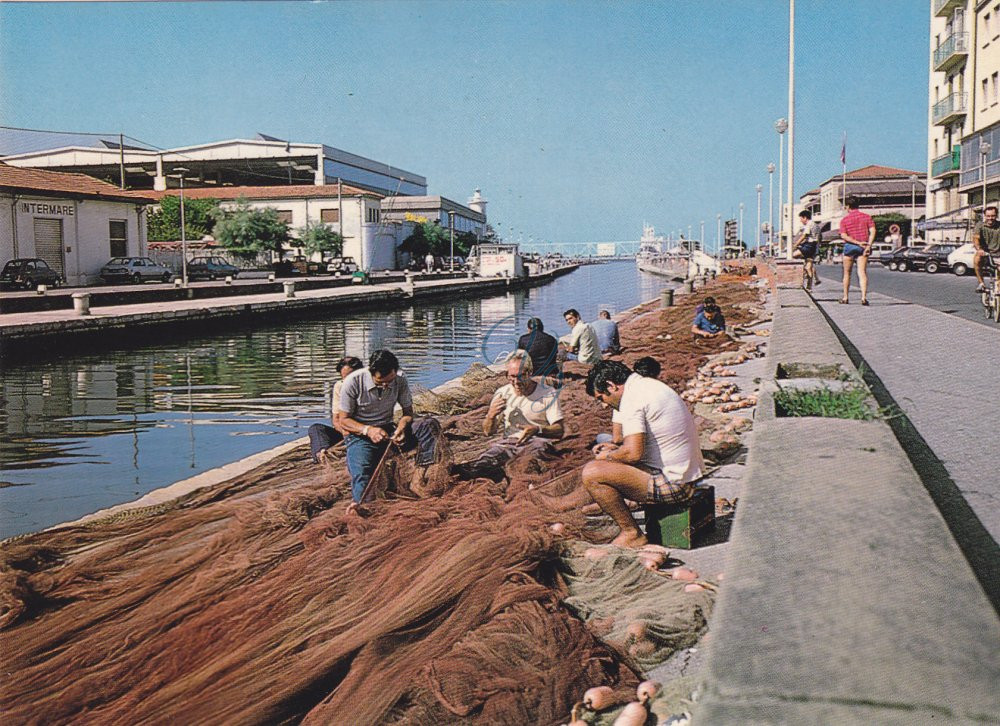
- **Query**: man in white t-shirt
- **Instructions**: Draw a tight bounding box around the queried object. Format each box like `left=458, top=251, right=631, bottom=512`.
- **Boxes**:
left=451, top=350, right=564, bottom=481
left=582, top=360, right=703, bottom=548
left=559, top=308, right=602, bottom=366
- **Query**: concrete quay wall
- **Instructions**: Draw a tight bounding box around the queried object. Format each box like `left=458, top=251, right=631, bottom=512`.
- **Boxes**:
left=0, top=266, right=577, bottom=358
left=694, top=286, right=1000, bottom=723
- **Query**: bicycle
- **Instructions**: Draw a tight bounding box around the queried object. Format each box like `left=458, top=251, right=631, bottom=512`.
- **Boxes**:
left=982, top=253, right=1000, bottom=323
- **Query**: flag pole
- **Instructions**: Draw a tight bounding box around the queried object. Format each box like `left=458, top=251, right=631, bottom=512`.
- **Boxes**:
left=841, top=132, right=847, bottom=206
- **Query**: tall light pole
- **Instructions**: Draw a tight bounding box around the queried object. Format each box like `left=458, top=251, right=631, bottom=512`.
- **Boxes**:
left=767, top=163, right=775, bottom=249
left=172, top=167, right=190, bottom=286
left=908, top=174, right=918, bottom=245
left=786, top=0, right=796, bottom=260
left=448, top=210, right=455, bottom=272
left=739, top=202, right=745, bottom=251
left=756, top=184, right=763, bottom=252
left=716, top=213, right=722, bottom=255
left=700, top=220, right=705, bottom=251
left=981, top=140, right=992, bottom=214
left=775, top=119, right=788, bottom=254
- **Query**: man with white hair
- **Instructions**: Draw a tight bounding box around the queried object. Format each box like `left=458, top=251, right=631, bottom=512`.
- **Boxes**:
left=451, top=350, right=564, bottom=480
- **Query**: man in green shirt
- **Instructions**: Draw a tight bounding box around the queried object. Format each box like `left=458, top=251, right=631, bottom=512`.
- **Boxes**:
left=974, top=205, right=1000, bottom=293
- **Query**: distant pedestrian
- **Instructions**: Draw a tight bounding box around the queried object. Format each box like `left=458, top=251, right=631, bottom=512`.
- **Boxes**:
left=692, top=296, right=726, bottom=338
left=517, top=317, right=559, bottom=377
left=308, top=355, right=363, bottom=466
left=424, top=252, right=435, bottom=273
left=973, top=205, right=1000, bottom=293
left=559, top=308, right=602, bottom=366
left=590, top=310, right=622, bottom=354
left=793, top=210, right=821, bottom=289
left=838, top=196, right=876, bottom=306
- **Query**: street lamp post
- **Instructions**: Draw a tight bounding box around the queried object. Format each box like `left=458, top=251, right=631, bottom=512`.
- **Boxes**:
left=909, top=174, right=918, bottom=245
left=716, top=213, right=722, bottom=256
left=172, top=167, right=190, bottom=286
left=448, top=211, right=455, bottom=272
left=981, top=141, right=992, bottom=213
left=767, top=163, right=776, bottom=249
left=775, top=118, right=788, bottom=254
left=756, top=184, right=763, bottom=252
left=700, top=220, right=705, bottom=251
left=739, top=202, right=745, bottom=251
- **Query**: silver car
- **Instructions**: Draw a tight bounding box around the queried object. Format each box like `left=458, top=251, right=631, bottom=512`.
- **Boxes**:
left=100, top=257, right=173, bottom=284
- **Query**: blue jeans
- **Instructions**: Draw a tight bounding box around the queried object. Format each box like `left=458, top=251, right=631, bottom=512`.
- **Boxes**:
left=342, top=418, right=440, bottom=502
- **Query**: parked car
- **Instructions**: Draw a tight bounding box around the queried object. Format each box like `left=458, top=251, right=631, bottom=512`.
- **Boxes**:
left=947, top=242, right=976, bottom=276
left=441, top=256, right=467, bottom=271
left=99, top=256, right=173, bottom=284
left=906, top=244, right=959, bottom=274
left=186, top=255, right=240, bottom=280
left=880, top=246, right=926, bottom=271
left=325, top=256, right=359, bottom=275
left=0, top=258, right=62, bottom=290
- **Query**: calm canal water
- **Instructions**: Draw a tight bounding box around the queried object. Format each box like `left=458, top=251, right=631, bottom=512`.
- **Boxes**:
left=0, top=261, right=674, bottom=538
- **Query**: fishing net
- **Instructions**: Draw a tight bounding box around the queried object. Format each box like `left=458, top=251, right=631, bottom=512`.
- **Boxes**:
left=559, top=545, right=714, bottom=673
left=0, top=277, right=760, bottom=724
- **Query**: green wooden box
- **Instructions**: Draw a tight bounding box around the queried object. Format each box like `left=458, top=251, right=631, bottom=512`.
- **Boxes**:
left=643, top=484, right=716, bottom=549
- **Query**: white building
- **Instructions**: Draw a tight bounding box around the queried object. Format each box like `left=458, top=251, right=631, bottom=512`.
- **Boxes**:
left=381, top=189, right=488, bottom=238
left=1, top=162, right=155, bottom=285
left=926, top=0, right=1000, bottom=243
left=0, top=131, right=427, bottom=197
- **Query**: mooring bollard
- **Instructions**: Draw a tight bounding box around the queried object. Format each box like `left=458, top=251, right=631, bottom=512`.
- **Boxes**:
left=683, top=280, right=694, bottom=294
left=72, top=292, right=91, bottom=316
left=36, top=284, right=47, bottom=295
left=283, top=281, right=296, bottom=298
left=267, top=272, right=275, bottom=282
left=225, top=276, right=233, bottom=285
left=661, top=289, right=674, bottom=308
left=174, top=278, right=183, bottom=288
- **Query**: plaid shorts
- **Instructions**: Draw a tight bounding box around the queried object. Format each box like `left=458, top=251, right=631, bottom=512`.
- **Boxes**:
left=639, top=464, right=696, bottom=505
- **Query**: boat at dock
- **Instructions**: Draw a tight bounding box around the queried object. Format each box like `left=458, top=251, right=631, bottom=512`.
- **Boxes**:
left=636, top=224, right=689, bottom=279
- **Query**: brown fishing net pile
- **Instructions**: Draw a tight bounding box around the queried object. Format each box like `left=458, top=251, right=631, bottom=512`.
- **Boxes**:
left=0, top=276, right=763, bottom=724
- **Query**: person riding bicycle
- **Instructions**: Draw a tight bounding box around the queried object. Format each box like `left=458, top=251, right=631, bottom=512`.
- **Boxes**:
left=973, top=205, right=1000, bottom=293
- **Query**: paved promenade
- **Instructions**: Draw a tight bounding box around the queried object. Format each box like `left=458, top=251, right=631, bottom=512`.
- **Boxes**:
left=814, top=287, right=1000, bottom=590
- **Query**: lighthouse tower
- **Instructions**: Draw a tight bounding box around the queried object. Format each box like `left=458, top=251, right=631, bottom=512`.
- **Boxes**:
left=468, top=188, right=487, bottom=216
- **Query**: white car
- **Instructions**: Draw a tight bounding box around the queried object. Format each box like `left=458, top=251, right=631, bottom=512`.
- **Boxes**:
left=947, top=242, right=976, bottom=276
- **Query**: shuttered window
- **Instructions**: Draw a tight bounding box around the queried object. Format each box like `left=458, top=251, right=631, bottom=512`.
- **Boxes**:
left=320, top=208, right=339, bottom=223
left=109, top=220, right=127, bottom=257
left=276, top=210, right=293, bottom=224
left=33, top=218, right=64, bottom=276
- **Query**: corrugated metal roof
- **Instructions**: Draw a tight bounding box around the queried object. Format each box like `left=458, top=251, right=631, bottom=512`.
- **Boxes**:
left=0, top=128, right=155, bottom=157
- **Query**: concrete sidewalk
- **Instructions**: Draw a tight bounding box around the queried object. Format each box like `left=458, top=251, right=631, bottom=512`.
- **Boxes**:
left=695, top=287, right=1000, bottom=724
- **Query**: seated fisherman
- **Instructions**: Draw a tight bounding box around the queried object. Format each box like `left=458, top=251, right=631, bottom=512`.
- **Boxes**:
left=592, top=356, right=661, bottom=452
left=590, top=309, right=622, bottom=354
left=451, top=350, right=564, bottom=480
left=559, top=308, right=602, bottom=366
left=308, top=355, right=363, bottom=467
left=516, top=317, right=559, bottom=377
left=691, top=296, right=726, bottom=338
left=582, top=360, right=703, bottom=548
left=336, top=349, right=441, bottom=502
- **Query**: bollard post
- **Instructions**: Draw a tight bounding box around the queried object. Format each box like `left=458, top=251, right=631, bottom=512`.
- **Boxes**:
left=683, top=280, right=694, bottom=294
left=283, top=281, right=296, bottom=298
left=174, top=278, right=183, bottom=288
left=36, top=284, right=47, bottom=295
left=225, top=276, right=233, bottom=285
left=661, top=289, right=674, bottom=308
left=267, top=272, right=275, bottom=283
left=72, top=292, right=91, bottom=316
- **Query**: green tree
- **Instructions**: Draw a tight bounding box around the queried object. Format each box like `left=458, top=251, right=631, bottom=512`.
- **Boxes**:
left=212, top=199, right=290, bottom=259
left=148, top=196, right=220, bottom=241
left=401, top=220, right=474, bottom=257
left=872, top=213, right=912, bottom=244
left=298, top=223, right=344, bottom=257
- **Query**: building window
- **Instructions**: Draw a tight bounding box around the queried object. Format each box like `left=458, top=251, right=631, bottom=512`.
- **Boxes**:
left=983, top=78, right=990, bottom=110
left=109, top=220, right=127, bottom=257
left=320, top=208, right=339, bottom=223
left=276, top=210, right=293, bottom=224
left=365, top=207, right=380, bottom=223
left=993, top=72, right=999, bottom=105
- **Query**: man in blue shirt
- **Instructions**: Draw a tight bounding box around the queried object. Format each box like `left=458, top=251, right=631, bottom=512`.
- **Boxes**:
left=590, top=310, right=622, bottom=354
left=692, top=297, right=726, bottom=338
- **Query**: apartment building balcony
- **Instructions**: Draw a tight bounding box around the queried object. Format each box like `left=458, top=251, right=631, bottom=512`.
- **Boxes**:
left=933, top=32, right=969, bottom=72
left=931, top=146, right=961, bottom=177
left=933, top=92, right=968, bottom=125
left=934, top=0, right=964, bottom=18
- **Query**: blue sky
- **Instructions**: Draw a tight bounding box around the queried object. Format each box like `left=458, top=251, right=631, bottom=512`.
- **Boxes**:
left=1, top=0, right=929, bottom=245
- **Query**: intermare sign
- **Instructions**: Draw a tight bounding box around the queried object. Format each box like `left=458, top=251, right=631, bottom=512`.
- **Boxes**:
left=20, top=201, right=75, bottom=216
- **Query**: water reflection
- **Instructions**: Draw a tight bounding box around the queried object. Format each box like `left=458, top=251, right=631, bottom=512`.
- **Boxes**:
left=0, top=261, right=673, bottom=537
